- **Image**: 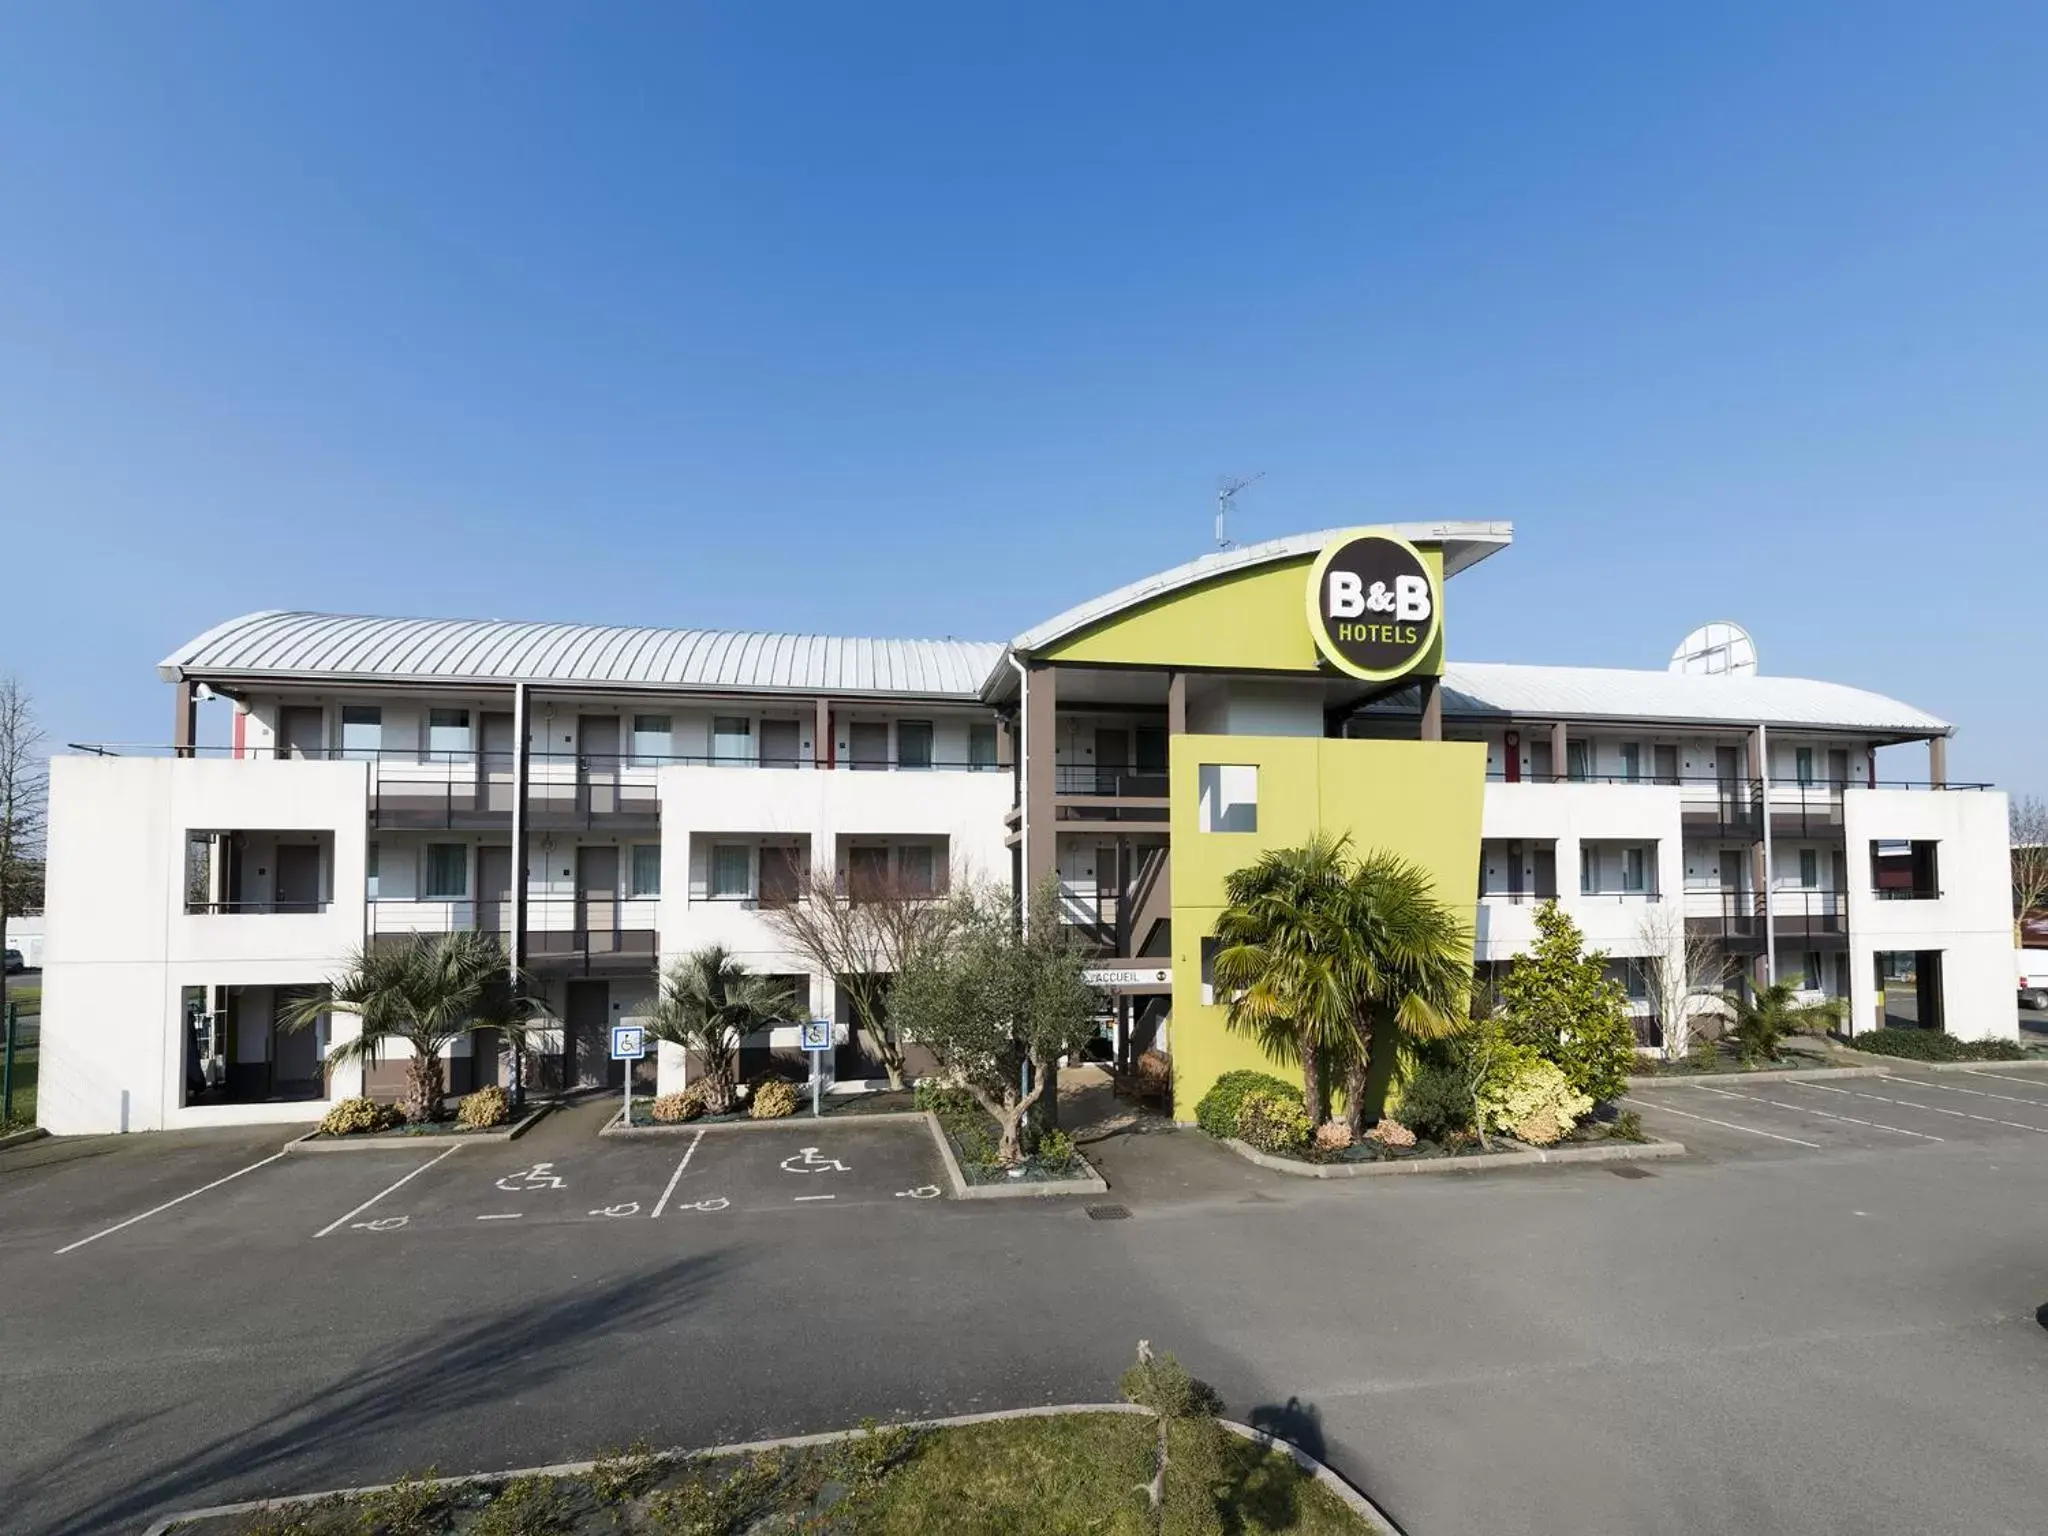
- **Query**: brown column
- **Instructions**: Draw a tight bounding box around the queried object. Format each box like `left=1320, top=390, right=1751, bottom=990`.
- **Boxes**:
left=1549, top=721, right=1567, bottom=783
left=814, top=697, right=832, bottom=768
left=1928, top=735, right=1947, bottom=788
left=994, top=713, right=1016, bottom=769
left=1166, top=670, right=1187, bottom=736
left=1419, top=676, right=1443, bottom=742
left=173, top=679, right=199, bottom=758
left=1024, top=664, right=1057, bottom=897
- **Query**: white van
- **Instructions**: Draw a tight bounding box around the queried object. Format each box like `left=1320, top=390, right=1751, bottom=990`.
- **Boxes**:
left=2020, top=951, right=2048, bottom=1011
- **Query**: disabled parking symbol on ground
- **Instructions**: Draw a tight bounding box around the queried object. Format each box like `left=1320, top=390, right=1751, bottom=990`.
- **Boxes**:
left=780, top=1147, right=849, bottom=1175
left=496, top=1162, right=568, bottom=1192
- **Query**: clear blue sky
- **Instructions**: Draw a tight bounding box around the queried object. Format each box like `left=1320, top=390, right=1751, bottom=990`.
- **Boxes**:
left=2, top=3, right=2040, bottom=794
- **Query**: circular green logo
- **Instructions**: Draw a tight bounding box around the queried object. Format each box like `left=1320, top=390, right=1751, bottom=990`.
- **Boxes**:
left=1305, top=531, right=1441, bottom=681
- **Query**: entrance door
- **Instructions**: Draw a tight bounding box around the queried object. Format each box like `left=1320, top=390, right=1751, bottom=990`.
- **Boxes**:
left=274, top=844, right=323, bottom=913
left=565, top=978, right=611, bottom=1090
left=272, top=986, right=325, bottom=1098
left=579, top=716, right=620, bottom=816
left=578, top=846, right=619, bottom=953
left=480, top=711, right=515, bottom=813
left=1718, top=848, right=1746, bottom=935
left=477, top=845, right=513, bottom=938
left=280, top=706, right=325, bottom=760
left=1095, top=728, right=1130, bottom=796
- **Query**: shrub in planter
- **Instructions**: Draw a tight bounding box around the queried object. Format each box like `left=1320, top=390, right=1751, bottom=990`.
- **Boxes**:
left=318, top=1097, right=402, bottom=1137
left=457, top=1085, right=512, bottom=1129
left=913, top=1080, right=981, bottom=1121
left=1194, top=1069, right=1302, bottom=1140
left=1313, top=1120, right=1353, bottom=1153
left=1034, top=1127, right=1079, bottom=1171
left=749, top=1079, right=801, bottom=1119
left=651, top=1090, right=704, bottom=1124
left=1367, top=1117, right=1416, bottom=1149
left=1235, top=1090, right=1312, bottom=1154
left=1475, top=1046, right=1593, bottom=1146
left=1393, top=1060, right=1472, bottom=1139
left=1852, top=1027, right=2027, bottom=1063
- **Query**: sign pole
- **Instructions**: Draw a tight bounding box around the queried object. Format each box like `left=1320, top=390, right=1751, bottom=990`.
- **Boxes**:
left=624, top=1061, right=632, bottom=1130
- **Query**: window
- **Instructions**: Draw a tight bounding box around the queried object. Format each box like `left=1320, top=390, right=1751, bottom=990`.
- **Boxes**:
left=628, top=844, right=662, bottom=897
left=365, top=840, right=380, bottom=901
left=1619, top=743, right=1641, bottom=782
left=896, top=720, right=934, bottom=770
left=1566, top=740, right=1590, bottom=782
left=428, top=708, right=472, bottom=758
left=759, top=845, right=803, bottom=907
left=898, top=844, right=936, bottom=895
left=630, top=714, right=672, bottom=766
left=1197, top=764, right=1258, bottom=833
left=968, top=722, right=998, bottom=771
left=1802, top=952, right=1824, bottom=992
left=710, top=844, right=753, bottom=899
left=341, top=705, right=382, bottom=761
left=1794, top=747, right=1815, bottom=786
left=1200, top=936, right=1220, bottom=1006
left=1581, top=845, right=1599, bottom=894
left=712, top=716, right=753, bottom=765
left=1799, top=848, right=1819, bottom=888
left=424, top=843, right=468, bottom=899
left=848, top=845, right=890, bottom=902
left=1622, top=846, right=1647, bottom=893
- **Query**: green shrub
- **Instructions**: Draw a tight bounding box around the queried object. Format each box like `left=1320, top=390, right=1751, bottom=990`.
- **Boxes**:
left=317, top=1097, right=402, bottom=1137
left=644, top=1451, right=786, bottom=1535
left=1033, top=1126, right=1079, bottom=1171
left=1234, top=1090, right=1312, bottom=1155
left=1193, top=1069, right=1301, bottom=1140
left=651, top=1090, right=703, bottom=1124
left=1687, top=1034, right=1721, bottom=1071
left=1474, top=1044, right=1593, bottom=1146
left=588, top=1439, right=661, bottom=1504
left=223, top=1496, right=354, bottom=1536
left=1852, top=1028, right=2028, bottom=1063
left=355, top=1470, right=443, bottom=1536
left=468, top=1475, right=572, bottom=1536
left=1610, top=1108, right=1646, bottom=1143
left=913, top=1079, right=979, bottom=1118
left=457, top=1084, right=512, bottom=1129
left=749, top=1079, right=801, bottom=1119
left=1120, top=1347, right=1223, bottom=1419
left=1392, top=1060, right=1472, bottom=1139
left=828, top=1419, right=915, bottom=1495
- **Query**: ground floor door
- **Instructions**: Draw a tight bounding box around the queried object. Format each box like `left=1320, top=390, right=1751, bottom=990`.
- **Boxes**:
left=565, top=978, right=612, bottom=1090
left=477, top=845, right=513, bottom=938
left=275, top=843, right=323, bottom=913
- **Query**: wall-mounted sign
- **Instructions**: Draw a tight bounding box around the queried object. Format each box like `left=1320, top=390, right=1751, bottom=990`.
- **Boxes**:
left=1305, top=530, right=1442, bottom=682
left=1085, top=965, right=1173, bottom=990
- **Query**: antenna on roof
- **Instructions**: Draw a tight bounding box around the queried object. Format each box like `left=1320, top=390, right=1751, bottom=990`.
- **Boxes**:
left=1669, top=621, right=1759, bottom=677
left=1215, top=472, right=1264, bottom=550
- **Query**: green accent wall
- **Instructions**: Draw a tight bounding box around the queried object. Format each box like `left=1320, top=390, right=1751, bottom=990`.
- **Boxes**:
left=1041, top=544, right=1445, bottom=677
left=1166, top=733, right=1486, bottom=1121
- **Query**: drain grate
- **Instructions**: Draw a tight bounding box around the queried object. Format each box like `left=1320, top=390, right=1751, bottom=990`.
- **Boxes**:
left=1086, top=1203, right=1133, bottom=1221
left=1606, top=1165, right=1654, bottom=1180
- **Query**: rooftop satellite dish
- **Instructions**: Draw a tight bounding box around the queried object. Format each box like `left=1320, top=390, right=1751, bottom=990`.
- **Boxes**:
left=1669, top=621, right=1758, bottom=677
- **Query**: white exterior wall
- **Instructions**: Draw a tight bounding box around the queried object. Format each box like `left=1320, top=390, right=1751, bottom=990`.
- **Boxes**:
left=39, top=757, right=370, bottom=1134
left=1475, top=782, right=1682, bottom=961
left=649, top=764, right=1012, bottom=1091
left=1843, top=788, right=2014, bottom=1040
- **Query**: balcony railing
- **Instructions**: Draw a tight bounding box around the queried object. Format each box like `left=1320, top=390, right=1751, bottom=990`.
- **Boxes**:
left=368, top=896, right=657, bottom=973
left=1055, top=765, right=1170, bottom=798
left=184, top=897, right=333, bottom=915
left=1873, top=886, right=1942, bottom=902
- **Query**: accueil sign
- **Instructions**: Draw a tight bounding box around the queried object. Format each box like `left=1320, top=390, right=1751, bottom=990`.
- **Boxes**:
left=1305, top=530, right=1442, bottom=681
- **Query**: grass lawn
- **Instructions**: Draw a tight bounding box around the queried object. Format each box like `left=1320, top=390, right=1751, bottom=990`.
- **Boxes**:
left=2, top=1046, right=35, bottom=1131
left=5, top=980, right=40, bottom=1012
left=173, top=1411, right=1377, bottom=1535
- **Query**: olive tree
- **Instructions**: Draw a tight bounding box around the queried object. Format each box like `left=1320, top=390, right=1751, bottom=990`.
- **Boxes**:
left=886, top=878, right=1099, bottom=1164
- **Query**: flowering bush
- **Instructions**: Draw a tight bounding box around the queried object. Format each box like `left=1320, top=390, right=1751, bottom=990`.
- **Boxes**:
left=1313, top=1120, right=1353, bottom=1153
left=1366, top=1117, right=1416, bottom=1149
left=318, top=1097, right=403, bottom=1136
left=1474, top=1044, right=1593, bottom=1146
left=457, top=1085, right=512, bottom=1129
left=750, top=1079, right=801, bottom=1119
left=651, top=1090, right=703, bottom=1124
left=1235, top=1090, right=1312, bottom=1154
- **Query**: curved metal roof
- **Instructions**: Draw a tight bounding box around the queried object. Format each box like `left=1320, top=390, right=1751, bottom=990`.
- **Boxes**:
left=161, top=611, right=1006, bottom=700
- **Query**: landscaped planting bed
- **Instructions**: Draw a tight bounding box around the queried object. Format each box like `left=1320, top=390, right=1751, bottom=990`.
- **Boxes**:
left=915, top=1083, right=1098, bottom=1187
left=162, top=1407, right=1379, bottom=1534
left=1630, top=1038, right=1849, bottom=1078
left=619, top=1086, right=921, bottom=1128
left=1841, top=1028, right=2042, bottom=1063
left=304, top=1090, right=544, bottom=1142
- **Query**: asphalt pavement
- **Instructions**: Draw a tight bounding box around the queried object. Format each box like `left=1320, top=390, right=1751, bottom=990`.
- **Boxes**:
left=5, top=1087, right=2048, bottom=1536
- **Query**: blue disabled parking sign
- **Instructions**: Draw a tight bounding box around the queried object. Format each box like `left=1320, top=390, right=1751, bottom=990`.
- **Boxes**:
left=800, top=1018, right=832, bottom=1052
left=610, top=1024, right=646, bottom=1060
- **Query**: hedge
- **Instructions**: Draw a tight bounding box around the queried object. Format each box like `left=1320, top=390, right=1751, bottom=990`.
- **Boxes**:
left=1852, top=1028, right=2027, bottom=1063
left=1192, top=1069, right=1301, bottom=1140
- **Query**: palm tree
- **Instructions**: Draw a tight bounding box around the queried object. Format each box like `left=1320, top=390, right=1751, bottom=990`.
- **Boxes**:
left=1210, top=833, right=1358, bottom=1121
left=1727, top=979, right=1839, bottom=1066
left=1326, top=850, right=1473, bottom=1137
left=281, top=930, right=528, bottom=1123
left=644, top=945, right=795, bottom=1115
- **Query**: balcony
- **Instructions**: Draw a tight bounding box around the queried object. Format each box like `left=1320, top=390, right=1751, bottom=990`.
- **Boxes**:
left=369, top=752, right=660, bottom=833
left=368, top=896, right=657, bottom=976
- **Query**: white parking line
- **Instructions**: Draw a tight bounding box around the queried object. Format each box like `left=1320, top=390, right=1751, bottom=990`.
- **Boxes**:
left=1621, top=1096, right=1821, bottom=1149
left=476, top=1212, right=522, bottom=1221
left=1879, top=1074, right=2048, bottom=1110
left=57, top=1151, right=290, bottom=1255
left=1960, top=1069, right=2048, bottom=1090
left=1801, top=1080, right=2048, bottom=1136
left=1689, top=1083, right=1945, bottom=1141
left=650, top=1130, right=706, bottom=1220
left=313, top=1145, right=463, bottom=1238
left=793, top=1194, right=836, bottom=1202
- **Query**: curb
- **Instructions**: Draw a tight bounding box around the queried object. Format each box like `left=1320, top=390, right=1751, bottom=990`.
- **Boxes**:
left=926, top=1109, right=1109, bottom=1199
left=283, top=1104, right=550, bottom=1154
left=0, top=1125, right=47, bottom=1151
left=136, top=1402, right=1398, bottom=1536
left=1631, top=1054, right=2048, bottom=1086
left=1222, top=1134, right=1686, bottom=1179
left=600, top=1108, right=932, bottom=1137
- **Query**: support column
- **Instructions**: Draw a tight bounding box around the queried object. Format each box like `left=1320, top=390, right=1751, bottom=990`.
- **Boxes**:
left=1928, top=734, right=1947, bottom=788
left=814, top=697, right=833, bottom=768
left=1550, top=721, right=1568, bottom=783
left=508, top=682, right=532, bottom=1099
left=173, top=680, right=198, bottom=758
left=1024, top=663, right=1057, bottom=898
left=1419, top=676, right=1443, bottom=742
left=1167, top=671, right=1187, bottom=737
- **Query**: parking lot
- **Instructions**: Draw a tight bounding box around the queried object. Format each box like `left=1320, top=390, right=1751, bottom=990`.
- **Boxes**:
left=0, top=1107, right=950, bottom=1261
left=1625, top=1062, right=2048, bottom=1158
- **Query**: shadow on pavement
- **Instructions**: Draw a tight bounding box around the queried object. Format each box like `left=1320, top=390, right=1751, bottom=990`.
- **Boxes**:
left=4, top=1252, right=723, bottom=1536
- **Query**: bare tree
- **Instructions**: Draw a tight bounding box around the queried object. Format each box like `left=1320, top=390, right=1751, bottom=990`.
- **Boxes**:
left=0, top=677, right=49, bottom=1026
left=762, top=862, right=952, bottom=1089
left=2013, top=795, right=2048, bottom=946
left=1633, top=904, right=1729, bottom=1062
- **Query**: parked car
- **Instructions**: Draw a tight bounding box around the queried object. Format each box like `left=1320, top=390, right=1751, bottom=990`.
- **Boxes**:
left=2, top=948, right=22, bottom=975
left=2019, top=950, right=2048, bottom=1011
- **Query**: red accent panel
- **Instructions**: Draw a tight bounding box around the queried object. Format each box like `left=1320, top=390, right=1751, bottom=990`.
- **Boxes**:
left=1503, top=730, right=1521, bottom=784
left=232, top=706, right=246, bottom=759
